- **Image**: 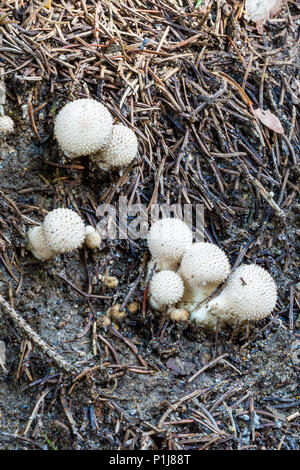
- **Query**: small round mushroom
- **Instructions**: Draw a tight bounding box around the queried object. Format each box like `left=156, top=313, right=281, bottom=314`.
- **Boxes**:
left=27, top=208, right=86, bottom=260
left=177, top=242, right=230, bottom=312
left=93, top=124, right=138, bottom=170
left=84, top=225, right=101, bottom=250
left=190, top=264, right=277, bottom=327
left=54, top=99, right=113, bottom=158
left=148, top=270, right=184, bottom=312
left=0, top=115, right=14, bottom=135
left=168, top=307, right=190, bottom=322
left=147, top=218, right=193, bottom=273
left=43, top=208, right=86, bottom=253
left=108, top=304, right=126, bottom=321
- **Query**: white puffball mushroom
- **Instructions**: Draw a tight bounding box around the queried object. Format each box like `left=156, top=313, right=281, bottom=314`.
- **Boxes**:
left=147, top=218, right=193, bottom=272
left=0, top=115, right=14, bottom=135
left=191, top=264, right=277, bottom=327
left=93, top=123, right=138, bottom=170
left=84, top=225, right=101, bottom=250
left=148, top=270, right=184, bottom=312
left=27, top=208, right=86, bottom=260
left=178, top=242, right=230, bottom=312
left=43, top=208, right=86, bottom=253
left=27, top=226, right=57, bottom=261
left=54, top=99, right=113, bottom=158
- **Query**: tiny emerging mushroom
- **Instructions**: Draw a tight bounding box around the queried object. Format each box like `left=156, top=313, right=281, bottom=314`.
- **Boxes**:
left=27, top=208, right=86, bottom=261
left=54, top=98, right=113, bottom=158
left=99, top=274, right=119, bottom=289
left=92, top=124, right=138, bottom=170
left=190, top=264, right=277, bottom=327
left=108, top=304, right=126, bottom=320
left=147, top=217, right=193, bottom=273
left=148, top=270, right=184, bottom=312
left=168, top=308, right=190, bottom=322
left=177, top=242, right=231, bottom=312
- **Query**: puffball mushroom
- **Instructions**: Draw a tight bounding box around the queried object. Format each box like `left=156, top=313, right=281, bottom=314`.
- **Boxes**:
left=26, top=226, right=57, bottom=261
left=54, top=99, right=113, bottom=158
left=190, top=264, right=277, bottom=327
left=147, top=218, right=193, bottom=272
left=0, top=115, right=14, bottom=135
left=177, top=242, right=230, bottom=312
left=27, top=208, right=86, bottom=261
left=84, top=225, right=101, bottom=250
left=168, top=308, right=190, bottom=322
left=93, top=124, right=138, bottom=170
left=148, top=270, right=184, bottom=312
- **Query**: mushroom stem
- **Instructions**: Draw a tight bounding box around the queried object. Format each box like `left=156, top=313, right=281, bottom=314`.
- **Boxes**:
left=190, top=293, right=228, bottom=326
left=177, top=270, right=220, bottom=313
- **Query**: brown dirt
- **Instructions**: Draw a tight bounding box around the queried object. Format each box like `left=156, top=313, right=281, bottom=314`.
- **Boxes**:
left=0, top=0, right=299, bottom=450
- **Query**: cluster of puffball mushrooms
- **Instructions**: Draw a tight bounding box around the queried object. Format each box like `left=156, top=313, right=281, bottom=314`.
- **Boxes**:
left=27, top=208, right=101, bottom=261
left=22, top=97, right=137, bottom=258
left=4, top=90, right=278, bottom=331
left=26, top=212, right=278, bottom=329
left=146, top=218, right=277, bottom=328
left=54, top=98, right=138, bottom=170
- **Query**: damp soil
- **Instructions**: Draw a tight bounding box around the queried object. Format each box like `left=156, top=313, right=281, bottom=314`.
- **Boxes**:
left=0, top=103, right=299, bottom=450
left=0, top=2, right=299, bottom=451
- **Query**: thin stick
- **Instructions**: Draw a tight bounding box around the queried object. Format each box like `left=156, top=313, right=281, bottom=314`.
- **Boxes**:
left=0, top=295, right=74, bottom=372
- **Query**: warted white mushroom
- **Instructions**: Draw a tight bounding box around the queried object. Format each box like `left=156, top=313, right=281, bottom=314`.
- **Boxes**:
left=191, top=264, right=277, bottom=327
left=54, top=99, right=113, bottom=158
left=177, top=242, right=230, bottom=312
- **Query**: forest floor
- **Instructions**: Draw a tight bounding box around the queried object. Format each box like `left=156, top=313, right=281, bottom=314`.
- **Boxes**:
left=0, top=0, right=299, bottom=450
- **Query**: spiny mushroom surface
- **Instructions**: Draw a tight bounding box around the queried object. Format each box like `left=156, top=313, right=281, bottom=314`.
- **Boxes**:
left=190, top=264, right=277, bottom=327
left=147, top=218, right=193, bottom=273
left=177, top=242, right=230, bottom=312
left=27, top=208, right=86, bottom=260
left=54, top=99, right=113, bottom=158
left=148, top=270, right=184, bottom=312
left=43, top=208, right=86, bottom=253
left=0, top=115, right=14, bottom=135
left=93, top=124, right=138, bottom=170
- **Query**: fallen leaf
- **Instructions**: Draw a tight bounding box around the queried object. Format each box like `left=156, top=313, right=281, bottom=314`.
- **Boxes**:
left=245, top=0, right=284, bottom=33
left=253, top=108, right=284, bottom=134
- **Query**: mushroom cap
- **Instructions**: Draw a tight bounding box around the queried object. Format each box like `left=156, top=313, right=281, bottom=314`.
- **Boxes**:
left=180, top=242, right=230, bottom=286
left=219, top=264, right=277, bottom=322
left=27, top=226, right=57, bottom=261
left=96, top=124, right=138, bottom=169
left=149, top=270, right=184, bottom=307
left=54, top=99, right=113, bottom=157
left=147, top=218, right=193, bottom=265
left=84, top=225, right=101, bottom=249
left=43, top=208, right=86, bottom=253
left=0, top=115, right=14, bottom=134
